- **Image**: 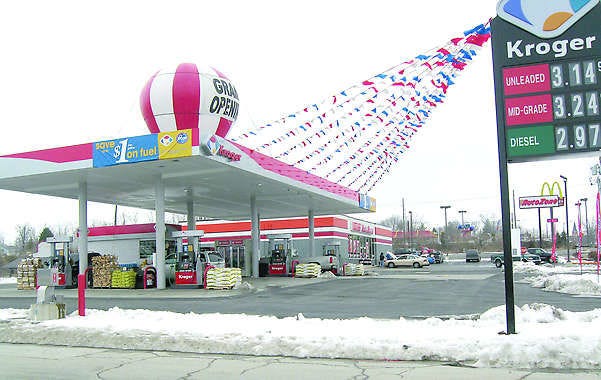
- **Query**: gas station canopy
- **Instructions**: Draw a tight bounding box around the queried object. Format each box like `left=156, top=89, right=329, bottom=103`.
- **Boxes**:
left=0, top=129, right=376, bottom=220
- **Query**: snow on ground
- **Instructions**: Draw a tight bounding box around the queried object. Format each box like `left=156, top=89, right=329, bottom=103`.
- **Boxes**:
left=0, top=277, right=16, bottom=285
left=514, top=262, right=601, bottom=296
left=2, top=263, right=601, bottom=369
left=1, top=303, right=601, bottom=369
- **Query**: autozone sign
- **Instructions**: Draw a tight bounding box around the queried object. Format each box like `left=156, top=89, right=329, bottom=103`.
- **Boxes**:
left=519, top=195, right=562, bottom=209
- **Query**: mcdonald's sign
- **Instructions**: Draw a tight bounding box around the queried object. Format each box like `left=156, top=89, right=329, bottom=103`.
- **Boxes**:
left=540, top=181, right=565, bottom=207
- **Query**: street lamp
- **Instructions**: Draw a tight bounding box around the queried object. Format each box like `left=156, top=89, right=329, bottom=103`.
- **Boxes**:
left=440, top=205, right=451, bottom=245
left=458, top=210, right=467, bottom=226
left=560, top=175, right=569, bottom=261
left=580, top=197, right=589, bottom=244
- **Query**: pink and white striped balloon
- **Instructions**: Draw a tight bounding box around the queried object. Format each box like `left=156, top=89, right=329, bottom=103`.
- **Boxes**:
left=140, top=63, right=239, bottom=143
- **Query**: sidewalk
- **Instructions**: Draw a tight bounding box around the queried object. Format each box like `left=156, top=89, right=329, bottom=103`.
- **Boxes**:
left=0, top=343, right=594, bottom=380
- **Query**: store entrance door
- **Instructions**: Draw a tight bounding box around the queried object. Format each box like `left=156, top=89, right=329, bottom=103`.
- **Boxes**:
left=217, top=243, right=248, bottom=277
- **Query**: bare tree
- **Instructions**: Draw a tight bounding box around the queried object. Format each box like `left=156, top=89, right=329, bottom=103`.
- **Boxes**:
left=15, top=224, right=37, bottom=254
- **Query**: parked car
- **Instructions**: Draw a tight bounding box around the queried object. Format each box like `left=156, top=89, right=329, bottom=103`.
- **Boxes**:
left=384, top=254, right=430, bottom=268
left=490, top=252, right=542, bottom=268
left=394, top=248, right=414, bottom=255
left=431, top=251, right=445, bottom=264
left=465, top=249, right=481, bottom=262
left=527, top=248, right=555, bottom=263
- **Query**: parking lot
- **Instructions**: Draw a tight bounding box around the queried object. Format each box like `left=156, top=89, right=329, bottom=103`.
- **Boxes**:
left=1, top=253, right=600, bottom=319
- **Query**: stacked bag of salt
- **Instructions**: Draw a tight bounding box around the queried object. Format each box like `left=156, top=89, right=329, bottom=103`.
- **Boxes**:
left=205, top=267, right=242, bottom=289
left=294, top=263, right=321, bottom=278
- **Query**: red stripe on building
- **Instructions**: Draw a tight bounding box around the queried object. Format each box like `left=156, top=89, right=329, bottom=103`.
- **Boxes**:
left=195, top=217, right=347, bottom=234
left=88, top=223, right=181, bottom=237
left=375, top=227, right=393, bottom=238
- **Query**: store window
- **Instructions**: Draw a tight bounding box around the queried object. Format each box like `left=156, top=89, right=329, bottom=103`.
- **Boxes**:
left=139, top=240, right=176, bottom=260
left=348, top=235, right=374, bottom=264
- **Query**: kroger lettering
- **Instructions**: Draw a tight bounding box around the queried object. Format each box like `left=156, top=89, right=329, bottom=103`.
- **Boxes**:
left=218, top=146, right=241, bottom=161
left=506, top=36, right=596, bottom=59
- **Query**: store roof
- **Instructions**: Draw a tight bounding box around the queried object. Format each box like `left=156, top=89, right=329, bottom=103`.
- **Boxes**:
left=0, top=130, right=375, bottom=220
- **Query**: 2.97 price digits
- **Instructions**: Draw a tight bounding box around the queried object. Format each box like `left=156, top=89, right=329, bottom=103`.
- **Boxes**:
left=555, top=123, right=601, bottom=151
left=550, top=60, right=600, bottom=88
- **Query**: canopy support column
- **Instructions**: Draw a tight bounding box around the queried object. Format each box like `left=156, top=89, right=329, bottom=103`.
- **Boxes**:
left=155, top=175, right=166, bottom=289
left=77, top=181, right=88, bottom=316
left=186, top=190, right=196, bottom=246
left=251, top=194, right=260, bottom=278
left=309, top=209, right=315, bottom=257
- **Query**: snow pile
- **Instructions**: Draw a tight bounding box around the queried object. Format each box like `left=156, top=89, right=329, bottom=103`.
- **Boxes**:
left=0, top=277, right=17, bottom=285
left=513, top=262, right=601, bottom=296
left=1, top=304, right=601, bottom=369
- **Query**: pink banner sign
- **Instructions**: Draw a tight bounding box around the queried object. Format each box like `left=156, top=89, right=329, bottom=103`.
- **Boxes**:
left=503, top=64, right=550, bottom=96
left=505, top=94, right=553, bottom=126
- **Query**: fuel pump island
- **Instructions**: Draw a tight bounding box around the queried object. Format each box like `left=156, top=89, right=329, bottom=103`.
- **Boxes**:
left=171, top=230, right=225, bottom=288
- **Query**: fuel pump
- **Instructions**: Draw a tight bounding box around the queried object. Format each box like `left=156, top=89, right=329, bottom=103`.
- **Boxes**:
left=267, top=234, right=293, bottom=276
left=38, top=237, right=74, bottom=288
left=171, top=230, right=205, bottom=288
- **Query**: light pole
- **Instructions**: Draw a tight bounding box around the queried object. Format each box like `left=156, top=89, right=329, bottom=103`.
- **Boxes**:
left=458, top=210, right=467, bottom=226
left=408, top=211, right=413, bottom=249
left=440, top=205, right=451, bottom=246
left=580, top=197, right=589, bottom=244
left=560, top=175, right=569, bottom=261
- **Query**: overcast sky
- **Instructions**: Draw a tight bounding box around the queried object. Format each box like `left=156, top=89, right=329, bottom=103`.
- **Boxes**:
left=0, top=0, right=598, bottom=243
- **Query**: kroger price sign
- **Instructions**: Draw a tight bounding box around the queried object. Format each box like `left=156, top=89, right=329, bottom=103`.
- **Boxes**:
left=491, top=0, right=601, bottom=163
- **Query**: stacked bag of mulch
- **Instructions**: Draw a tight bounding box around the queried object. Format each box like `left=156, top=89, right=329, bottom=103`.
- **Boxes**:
left=111, top=268, right=137, bottom=288
left=17, top=257, right=43, bottom=290
left=92, top=255, right=118, bottom=288
left=205, top=267, right=242, bottom=289
left=343, top=263, right=365, bottom=276
left=294, top=263, right=320, bottom=278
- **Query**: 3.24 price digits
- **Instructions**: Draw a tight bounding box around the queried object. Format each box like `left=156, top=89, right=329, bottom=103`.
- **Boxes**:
left=555, top=123, right=601, bottom=151
left=553, top=92, right=600, bottom=118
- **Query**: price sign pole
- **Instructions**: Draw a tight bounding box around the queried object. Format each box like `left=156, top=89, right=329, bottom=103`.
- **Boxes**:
left=491, top=0, right=601, bottom=334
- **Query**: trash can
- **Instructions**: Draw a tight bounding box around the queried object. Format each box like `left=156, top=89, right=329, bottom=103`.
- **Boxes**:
left=259, top=262, right=268, bottom=277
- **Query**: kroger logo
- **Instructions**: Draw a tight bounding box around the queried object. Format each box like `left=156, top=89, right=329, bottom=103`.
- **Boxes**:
left=497, top=0, right=599, bottom=38
left=205, top=135, right=220, bottom=155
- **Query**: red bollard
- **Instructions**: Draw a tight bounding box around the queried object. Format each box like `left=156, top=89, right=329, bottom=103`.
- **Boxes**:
left=77, top=272, right=87, bottom=316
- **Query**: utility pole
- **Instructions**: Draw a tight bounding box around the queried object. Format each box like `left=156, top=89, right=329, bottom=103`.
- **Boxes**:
left=408, top=211, right=413, bottom=249
left=580, top=197, right=589, bottom=244
left=402, top=198, right=406, bottom=247
left=440, top=205, right=451, bottom=246
left=560, top=175, right=569, bottom=261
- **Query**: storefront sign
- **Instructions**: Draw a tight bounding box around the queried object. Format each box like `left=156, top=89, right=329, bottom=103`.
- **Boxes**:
left=519, top=195, right=561, bottom=209
left=351, top=222, right=374, bottom=234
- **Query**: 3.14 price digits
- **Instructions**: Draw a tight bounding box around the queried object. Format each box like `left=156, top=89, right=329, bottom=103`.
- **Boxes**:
left=551, top=60, right=600, bottom=88
left=555, top=123, right=601, bottom=151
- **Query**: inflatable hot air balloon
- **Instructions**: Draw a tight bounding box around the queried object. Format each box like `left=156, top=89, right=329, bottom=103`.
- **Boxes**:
left=140, top=63, right=239, bottom=143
